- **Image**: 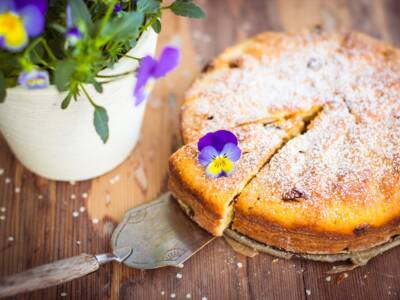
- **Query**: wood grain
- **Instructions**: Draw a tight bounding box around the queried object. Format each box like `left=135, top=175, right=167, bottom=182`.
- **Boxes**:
left=0, top=254, right=99, bottom=298
left=0, top=0, right=400, bottom=299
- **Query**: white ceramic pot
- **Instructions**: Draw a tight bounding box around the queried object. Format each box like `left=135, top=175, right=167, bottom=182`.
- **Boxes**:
left=0, top=29, right=158, bottom=181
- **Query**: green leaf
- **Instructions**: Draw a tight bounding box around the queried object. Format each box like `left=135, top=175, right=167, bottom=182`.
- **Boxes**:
left=0, top=71, right=6, bottom=103
left=151, top=19, right=161, bottom=33
left=101, top=11, right=144, bottom=42
left=93, top=106, right=109, bottom=143
left=69, top=0, right=93, bottom=28
left=137, top=0, right=160, bottom=14
left=93, top=81, right=103, bottom=93
left=54, top=60, right=76, bottom=92
left=170, top=0, right=205, bottom=18
left=61, top=93, right=72, bottom=109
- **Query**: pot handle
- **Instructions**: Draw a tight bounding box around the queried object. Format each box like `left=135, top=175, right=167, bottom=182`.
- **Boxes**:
left=0, top=253, right=101, bottom=298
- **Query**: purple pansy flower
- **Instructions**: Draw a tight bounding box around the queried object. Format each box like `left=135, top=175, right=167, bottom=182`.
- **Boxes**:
left=18, top=69, right=49, bottom=89
left=134, top=46, right=180, bottom=106
left=65, top=4, right=82, bottom=47
left=113, top=3, right=122, bottom=14
left=197, top=130, right=241, bottom=178
left=0, top=0, right=47, bottom=51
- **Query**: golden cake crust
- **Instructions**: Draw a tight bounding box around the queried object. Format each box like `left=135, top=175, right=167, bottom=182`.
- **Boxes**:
left=170, top=30, right=400, bottom=255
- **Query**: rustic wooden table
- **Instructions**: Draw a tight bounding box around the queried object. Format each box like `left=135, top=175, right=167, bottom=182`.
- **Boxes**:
left=1, top=0, right=400, bottom=299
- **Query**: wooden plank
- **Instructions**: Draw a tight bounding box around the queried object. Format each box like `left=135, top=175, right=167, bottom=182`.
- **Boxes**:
left=0, top=0, right=400, bottom=299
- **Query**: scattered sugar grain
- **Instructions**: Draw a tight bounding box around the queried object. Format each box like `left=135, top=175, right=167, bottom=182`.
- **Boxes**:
left=69, top=181, right=75, bottom=185
left=8, top=236, right=14, bottom=242
left=0, top=215, right=5, bottom=221
left=60, top=292, right=67, bottom=297
left=0, top=207, right=5, bottom=213
left=5, top=178, right=11, bottom=184
left=14, top=187, right=20, bottom=193
left=202, top=297, right=208, bottom=300
left=70, top=194, right=76, bottom=200
left=161, top=291, right=165, bottom=296
left=76, top=240, right=81, bottom=245
left=72, top=211, right=79, bottom=218
left=82, top=192, right=88, bottom=199
left=272, top=258, right=279, bottom=263
left=325, top=276, right=331, bottom=282
left=79, top=206, right=86, bottom=213
left=177, top=263, right=184, bottom=268
left=92, top=218, right=99, bottom=224
left=170, top=293, right=176, bottom=298
left=306, top=289, right=311, bottom=296
left=38, top=194, right=43, bottom=199
left=186, top=293, right=192, bottom=298
left=176, top=273, right=182, bottom=279
left=237, top=262, right=243, bottom=268
left=0, top=168, right=4, bottom=175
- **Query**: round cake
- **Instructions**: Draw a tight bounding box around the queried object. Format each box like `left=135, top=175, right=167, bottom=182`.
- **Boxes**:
left=168, top=30, right=400, bottom=261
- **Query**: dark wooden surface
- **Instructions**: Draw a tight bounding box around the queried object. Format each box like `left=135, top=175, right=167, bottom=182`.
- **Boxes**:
left=1, top=0, right=400, bottom=299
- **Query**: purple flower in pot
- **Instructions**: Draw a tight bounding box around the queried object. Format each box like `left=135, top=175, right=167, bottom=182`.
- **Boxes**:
left=134, top=46, right=180, bottom=106
left=0, top=0, right=47, bottom=51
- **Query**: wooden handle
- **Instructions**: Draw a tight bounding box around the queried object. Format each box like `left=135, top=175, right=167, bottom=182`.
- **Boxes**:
left=0, top=254, right=100, bottom=298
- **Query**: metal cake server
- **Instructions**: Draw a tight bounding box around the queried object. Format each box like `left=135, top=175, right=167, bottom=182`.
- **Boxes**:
left=0, top=193, right=214, bottom=298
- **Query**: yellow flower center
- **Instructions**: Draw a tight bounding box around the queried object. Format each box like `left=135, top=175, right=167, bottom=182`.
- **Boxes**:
left=0, top=12, right=28, bottom=50
left=206, top=155, right=234, bottom=177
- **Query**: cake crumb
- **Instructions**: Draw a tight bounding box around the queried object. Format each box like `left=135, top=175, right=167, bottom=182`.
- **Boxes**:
left=110, top=174, right=121, bottom=184
left=0, top=215, right=5, bottom=221
left=72, top=211, right=79, bottom=218
left=70, top=194, right=76, bottom=200
left=176, top=273, right=182, bottom=279
left=5, top=177, right=11, bottom=184
left=79, top=206, right=86, bottom=213
left=82, top=192, right=88, bottom=199
left=161, top=291, right=165, bottom=296
left=306, top=289, right=311, bottom=296
left=325, top=276, right=331, bottom=282
left=60, top=292, right=67, bottom=297
left=92, top=218, right=99, bottom=224
left=76, top=240, right=81, bottom=245
left=38, top=194, right=43, bottom=199
left=14, top=187, right=20, bottom=193
left=237, top=262, right=243, bottom=268
left=0, top=168, right=4, bottom=175
left=170, top=293, right=176, bottom=298
left=186, top=293, right=192, bottom=299
left=8, top=236, right=14, bottom=242
left=0, top=207, right=5, bottom=213
left=272, top=258, right=279, bottom=263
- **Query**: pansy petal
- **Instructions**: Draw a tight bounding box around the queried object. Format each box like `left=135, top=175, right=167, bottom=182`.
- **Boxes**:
left=198, top=131, right=214, bottom=151
left=153, top=47, right=180, bottom=78
left=221, top=157, right=235, bottom=176
left=15, top=0, right=47, bottom=15
left=205, top=160, right=223, bottom=178
left=221, top=143, right=241, bottom=162
left=20, top=5, right=45, bottom=36
left=211, top=130, right=238, bottom=152
left=198, top=146, right=218, bottom=166
left=134, top=56, right=156, bottom=94
left=0, top=0, right=15, bottom=13
left=18, top=70, right=49, bottom=89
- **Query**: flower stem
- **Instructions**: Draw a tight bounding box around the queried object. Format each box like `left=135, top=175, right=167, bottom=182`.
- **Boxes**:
left=97, top=0, right=118, bottom=37
left=80, top=84, right=98, bottom=108
left=123, top=54, right=140, bottom=61
left=96, top=70, right=134, bottom=78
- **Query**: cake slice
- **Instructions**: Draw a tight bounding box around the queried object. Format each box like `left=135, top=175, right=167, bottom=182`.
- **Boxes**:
left=168, top=118, right=304, bottom=235
left=233, top=101, right=400, bottom=254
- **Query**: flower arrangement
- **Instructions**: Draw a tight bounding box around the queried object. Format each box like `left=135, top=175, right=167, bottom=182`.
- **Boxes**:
left=0, top=0, right=205, bottom=142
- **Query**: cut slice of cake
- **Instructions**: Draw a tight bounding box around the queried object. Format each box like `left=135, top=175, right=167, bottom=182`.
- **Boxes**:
left=168, top=118, right=304, bottom=235
left=233, top=101, right=400, bottom=254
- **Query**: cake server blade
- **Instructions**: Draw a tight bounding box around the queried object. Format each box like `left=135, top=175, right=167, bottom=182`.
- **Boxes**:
left=0, top=193, right=215, bottom=298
